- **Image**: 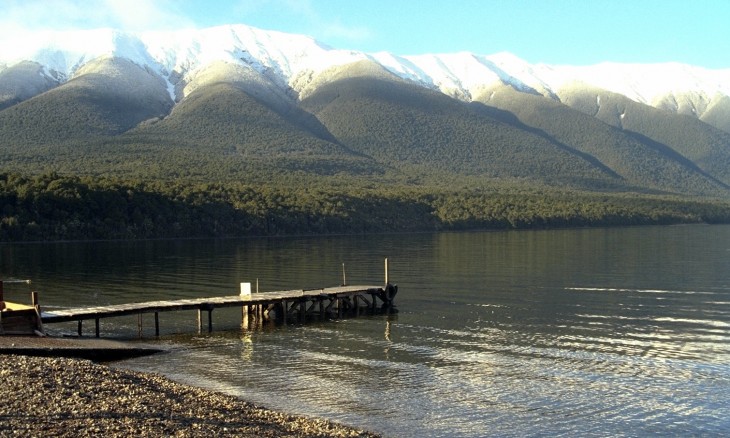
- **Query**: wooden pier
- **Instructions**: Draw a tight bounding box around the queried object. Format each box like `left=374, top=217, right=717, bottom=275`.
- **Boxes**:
left=41, top=284, right=398, bottom=338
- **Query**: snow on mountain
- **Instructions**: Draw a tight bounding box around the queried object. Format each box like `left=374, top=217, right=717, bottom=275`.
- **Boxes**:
left=140, top=25, right=364, bottom=88
left=383, top=51, right=730, bottom=116
left=1, top=23, right=729, bottom=113
left=1, top=28, right=155, bottom=80
left=537, top=62, right=730, bottom=109
left=0, top=25, right=369, bottom=101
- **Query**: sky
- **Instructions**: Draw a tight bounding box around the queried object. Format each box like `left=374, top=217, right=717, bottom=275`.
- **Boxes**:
left=2, top=0, right=730, bottom=69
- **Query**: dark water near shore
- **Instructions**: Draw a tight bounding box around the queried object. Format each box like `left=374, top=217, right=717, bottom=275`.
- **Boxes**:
left=2, top=225, right=729, bottom=436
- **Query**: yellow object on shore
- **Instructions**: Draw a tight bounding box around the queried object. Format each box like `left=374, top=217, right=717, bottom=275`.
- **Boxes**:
left=1, top=280, right=44, bottom=336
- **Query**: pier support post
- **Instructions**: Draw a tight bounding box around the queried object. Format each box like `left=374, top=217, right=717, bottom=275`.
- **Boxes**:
left=299, top=299, right=306, bottom=321
left=95, top=318, right=100, bottom=338
left=241, top=305, right=249, bottom=329
left=197, top=304, right=214, bottom=333
left=77, top=320, right=83, bottom=337
left=154, top=312, right=160, bottom=337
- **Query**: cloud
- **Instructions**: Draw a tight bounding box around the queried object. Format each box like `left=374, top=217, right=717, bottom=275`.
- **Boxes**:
left=98, top=0, right=196, bottom=31
left=0, top=0, right=195, bottom=39
left=0, top=0, right=374, bottom=49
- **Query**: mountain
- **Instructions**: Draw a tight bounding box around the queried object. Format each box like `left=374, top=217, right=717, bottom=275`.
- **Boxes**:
left=1, top=24, right=730, bottom=198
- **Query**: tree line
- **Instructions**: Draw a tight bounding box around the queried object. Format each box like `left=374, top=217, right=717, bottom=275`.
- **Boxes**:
left=2, top=172, right=730, bottom=242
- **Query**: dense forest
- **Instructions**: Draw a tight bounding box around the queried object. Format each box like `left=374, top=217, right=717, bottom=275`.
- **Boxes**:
left=2, top=172, right=729, bottom=242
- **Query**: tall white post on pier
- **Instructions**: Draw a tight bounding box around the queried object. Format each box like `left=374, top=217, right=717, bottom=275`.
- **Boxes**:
left=241, top=282, right=252, bottom=329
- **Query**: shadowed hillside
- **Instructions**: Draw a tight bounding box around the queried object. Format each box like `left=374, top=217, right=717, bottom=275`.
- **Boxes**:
left=476, top=85, right=729, bottom=196
left=0, top=58, right=172, bottom=144
left=559, top=85, right=730, bottom=187
left=301, top=61, right=624, bottom=190
left=0, top=61, right=60, bottom=111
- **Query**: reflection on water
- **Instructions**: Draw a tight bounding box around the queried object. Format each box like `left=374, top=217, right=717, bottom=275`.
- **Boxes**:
left=2, top=225, right=730, bottom=436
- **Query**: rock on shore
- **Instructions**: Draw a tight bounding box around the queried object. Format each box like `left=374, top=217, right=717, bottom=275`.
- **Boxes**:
left=0, top=355, right=380, bottom=437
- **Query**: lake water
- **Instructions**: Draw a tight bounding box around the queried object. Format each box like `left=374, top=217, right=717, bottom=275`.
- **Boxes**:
left=2, top=225, right=729, bottom=437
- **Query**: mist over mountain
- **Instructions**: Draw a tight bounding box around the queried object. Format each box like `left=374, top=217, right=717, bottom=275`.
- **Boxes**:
left=1, top=24, right=730, bottom=199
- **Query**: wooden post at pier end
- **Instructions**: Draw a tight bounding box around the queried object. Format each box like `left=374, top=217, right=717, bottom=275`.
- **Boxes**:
left=384, top=258, right=389, bottom=285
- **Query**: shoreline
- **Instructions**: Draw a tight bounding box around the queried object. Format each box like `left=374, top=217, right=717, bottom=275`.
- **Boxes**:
left=0, top=354, right=381, bottom=437
left=0, top=221, right=724, bottom=246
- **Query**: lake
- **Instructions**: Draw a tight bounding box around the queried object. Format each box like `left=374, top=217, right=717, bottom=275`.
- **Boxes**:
left=2, top=225, right=729, bottom=437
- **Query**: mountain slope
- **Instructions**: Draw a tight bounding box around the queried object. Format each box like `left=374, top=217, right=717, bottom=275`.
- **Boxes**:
left=301, top=61, right=625, bottom=188
left=476, top=84, right=729, bottom=196
left=0, top=24, right=729, bottom=198
left=122, top=77, right=377, bottom=178
left=0, top=61, right=59, bottom=111
left=558, top=85, right=730, bottom=186
left=0, top=57, right=172, bottom=143
left=700, top=95, right=730, bottom=133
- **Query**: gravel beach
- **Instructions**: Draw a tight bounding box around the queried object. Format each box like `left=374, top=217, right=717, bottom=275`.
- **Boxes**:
left=0, top=355, right=381, bottom=437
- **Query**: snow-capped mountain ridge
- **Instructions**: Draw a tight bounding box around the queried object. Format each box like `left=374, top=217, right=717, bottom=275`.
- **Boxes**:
left=4, top=24, right=730, bottom=200
left=2, top=23, right=729, bottom=113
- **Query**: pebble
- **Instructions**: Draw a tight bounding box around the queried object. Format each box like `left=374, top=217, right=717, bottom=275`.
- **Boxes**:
left=0, top=355, right=381, bottom=437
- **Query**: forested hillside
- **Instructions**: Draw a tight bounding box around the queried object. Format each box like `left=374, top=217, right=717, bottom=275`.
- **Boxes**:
left=558, top=86, right=730, bottom=186
left=477, top=85, right=730, bottom=196
left=3, top=172, right=730, bottom=242
left=300, top=64, right=618, bottom=187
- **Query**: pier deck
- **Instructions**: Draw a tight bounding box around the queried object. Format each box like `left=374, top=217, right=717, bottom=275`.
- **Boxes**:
left=41, top=284, right=396, bottom=338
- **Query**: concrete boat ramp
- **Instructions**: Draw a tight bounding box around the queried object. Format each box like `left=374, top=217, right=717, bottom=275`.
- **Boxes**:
left=0, top=336, right=164, bottom=361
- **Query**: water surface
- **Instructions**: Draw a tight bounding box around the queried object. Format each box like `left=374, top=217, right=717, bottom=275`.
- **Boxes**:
left=2, top=225, right=729, bottom=436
